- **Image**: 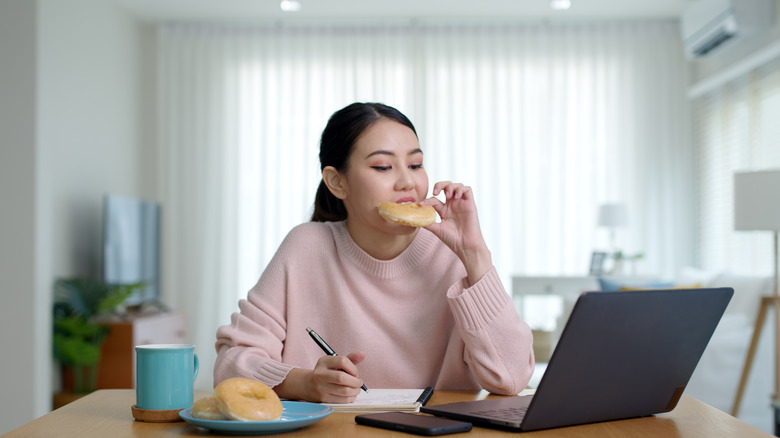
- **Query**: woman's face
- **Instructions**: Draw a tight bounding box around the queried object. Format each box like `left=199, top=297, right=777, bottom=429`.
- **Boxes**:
left=339, top=118, right=429, bottom=233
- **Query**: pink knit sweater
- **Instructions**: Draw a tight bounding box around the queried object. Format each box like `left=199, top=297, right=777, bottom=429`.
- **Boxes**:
left=214, top=221, right=534, bottom=395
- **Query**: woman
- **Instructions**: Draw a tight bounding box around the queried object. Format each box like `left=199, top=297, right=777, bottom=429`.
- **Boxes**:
left=214, top=102, right=534, bottom=403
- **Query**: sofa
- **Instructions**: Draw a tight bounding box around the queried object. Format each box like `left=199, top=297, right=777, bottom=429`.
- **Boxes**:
left=674, top=267, right=774, bottom=434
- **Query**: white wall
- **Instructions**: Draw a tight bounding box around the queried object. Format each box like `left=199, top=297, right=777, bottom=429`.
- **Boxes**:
left=0, top=0, right=40, bottom=433
left=0, top=0, right=151, bottom=433
left=38, top=0, right=149, bottom=274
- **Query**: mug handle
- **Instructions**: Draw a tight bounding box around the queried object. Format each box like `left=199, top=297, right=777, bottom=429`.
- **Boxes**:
left=193, top=353, right=199, bottom=382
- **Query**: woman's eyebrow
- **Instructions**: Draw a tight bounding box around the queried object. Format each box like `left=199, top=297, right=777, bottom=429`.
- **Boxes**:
left=364, top=148, right=424, bottom=159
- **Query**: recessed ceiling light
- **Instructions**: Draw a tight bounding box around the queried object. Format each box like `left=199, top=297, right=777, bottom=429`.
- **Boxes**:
left=280, top=0, right=301, bottom=12
left=551, top=0, right=571, bottom=10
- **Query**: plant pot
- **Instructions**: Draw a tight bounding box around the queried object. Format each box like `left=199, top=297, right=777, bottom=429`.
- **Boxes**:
left=52, top=392, right=87, bottom=409
left=61, top=364, right=99, bottom=394
left=775, top=402, right=780, bottom=436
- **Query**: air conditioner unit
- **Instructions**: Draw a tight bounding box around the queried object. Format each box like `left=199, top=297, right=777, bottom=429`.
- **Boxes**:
left=681, top=0, right=773, bottom=59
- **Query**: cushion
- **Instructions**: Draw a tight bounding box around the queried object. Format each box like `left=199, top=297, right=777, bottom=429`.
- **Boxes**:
left=598, top=277, right=674, bottom=292
left=708, top=272, right=772, bottom=318
left=620, top=284, right=700, bottom=291
left=674, top=266, right=719, bottom=288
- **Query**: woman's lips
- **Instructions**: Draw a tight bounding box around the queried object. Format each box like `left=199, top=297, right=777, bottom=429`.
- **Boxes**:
left=395, top=197, right=416, bottom=204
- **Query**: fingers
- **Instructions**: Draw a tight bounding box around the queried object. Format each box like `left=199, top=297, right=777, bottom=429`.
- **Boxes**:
left=318, top=355, right=363, bottom=381
left=421, top=182, right=476, bottom=220
left=431, top=181, right=473, bottom=202
left=310, top=355, right=365, bottom=403
left=347, top=351, right=367, bottom=365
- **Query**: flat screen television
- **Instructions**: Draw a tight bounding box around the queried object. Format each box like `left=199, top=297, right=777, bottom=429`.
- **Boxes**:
left=102, top=194, right=161, bottom=307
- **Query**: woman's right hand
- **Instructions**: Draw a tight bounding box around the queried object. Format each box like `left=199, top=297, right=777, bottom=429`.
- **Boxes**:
left=275, top=352, right=366, bottom=403
left=422, top=181, right=492, bottom=285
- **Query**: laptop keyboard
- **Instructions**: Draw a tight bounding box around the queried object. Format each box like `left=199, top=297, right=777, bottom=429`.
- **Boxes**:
left=469, top=406, right=528, bottom=421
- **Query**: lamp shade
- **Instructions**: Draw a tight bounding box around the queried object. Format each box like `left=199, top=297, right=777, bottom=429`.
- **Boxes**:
left=734, top=169, right=780, bottom=231
left=598, top=203, right=629, bottom=228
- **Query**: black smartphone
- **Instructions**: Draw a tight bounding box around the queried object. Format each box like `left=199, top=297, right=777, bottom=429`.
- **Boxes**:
left=355, top=412, right=472, bottom=436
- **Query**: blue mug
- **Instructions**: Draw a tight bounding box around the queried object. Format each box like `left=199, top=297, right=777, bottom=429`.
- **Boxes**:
left=135, top=344, right=199, bottom=411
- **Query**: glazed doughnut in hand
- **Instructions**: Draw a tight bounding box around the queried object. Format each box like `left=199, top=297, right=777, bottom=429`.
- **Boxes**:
left=191, top=396, right=228, bottom=420
left=214, top=377, right=283, bottom=422
left=378, top=202, right=437, bottom=227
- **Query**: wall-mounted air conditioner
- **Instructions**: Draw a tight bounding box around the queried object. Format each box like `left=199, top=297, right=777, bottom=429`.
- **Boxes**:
left=681, top=0, right=773, bottom=60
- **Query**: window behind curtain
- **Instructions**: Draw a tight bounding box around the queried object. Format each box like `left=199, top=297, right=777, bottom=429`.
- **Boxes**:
left=694, top=58, right=780, bottom=275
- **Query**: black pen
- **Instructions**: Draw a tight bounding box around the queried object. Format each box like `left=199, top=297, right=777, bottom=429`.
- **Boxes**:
left=416, top=386, right=434, bottom=406
left=306, top=327, right=368, bottom=392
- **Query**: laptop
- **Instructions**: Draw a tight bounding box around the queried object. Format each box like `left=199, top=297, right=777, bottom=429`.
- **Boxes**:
left=421, top=287, right=733, bottom=431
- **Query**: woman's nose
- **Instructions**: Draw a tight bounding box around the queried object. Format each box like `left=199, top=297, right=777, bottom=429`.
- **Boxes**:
left=395, top=168, right=415, bottom=191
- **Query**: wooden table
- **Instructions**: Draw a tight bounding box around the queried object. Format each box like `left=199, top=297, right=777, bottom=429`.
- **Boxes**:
left=5, top=389, right=773, bottom=437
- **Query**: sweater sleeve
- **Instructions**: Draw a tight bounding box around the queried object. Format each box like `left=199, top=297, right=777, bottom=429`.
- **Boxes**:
left=213, top=294, right=295, bottom=388
left=213, top=231, right=299, bottom=388
left=446, top=267, right=535, bottom=395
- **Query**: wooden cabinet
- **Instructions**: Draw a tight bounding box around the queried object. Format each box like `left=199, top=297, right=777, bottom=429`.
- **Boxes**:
left=97, top=312, right=188, bottom=389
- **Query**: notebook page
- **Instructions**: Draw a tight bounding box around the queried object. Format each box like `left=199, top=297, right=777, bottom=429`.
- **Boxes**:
left=323, top=388, right=427, bottom=412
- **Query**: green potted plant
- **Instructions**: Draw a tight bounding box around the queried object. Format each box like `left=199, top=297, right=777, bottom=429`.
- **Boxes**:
left=52, top=278, right=144, bottom=394
left=610, top=251, right=645, bottom=275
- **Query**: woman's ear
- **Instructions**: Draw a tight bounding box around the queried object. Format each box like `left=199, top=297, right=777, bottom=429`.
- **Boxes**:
left=322, top=166, right=347, bottom=200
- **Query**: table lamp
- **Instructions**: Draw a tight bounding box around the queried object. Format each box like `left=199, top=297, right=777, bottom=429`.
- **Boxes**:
left=598, top=203, right=628, bottom=253
left=732, top=169, right=780, bottom=431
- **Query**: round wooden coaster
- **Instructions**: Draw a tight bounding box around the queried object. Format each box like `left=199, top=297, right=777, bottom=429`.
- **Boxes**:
left=131, top=405, right=184, bottom=422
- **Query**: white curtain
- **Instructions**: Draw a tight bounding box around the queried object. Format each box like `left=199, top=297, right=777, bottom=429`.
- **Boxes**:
left=694, top=57, right=780, bottom=274
left=156, top=20, right=691, bottom=389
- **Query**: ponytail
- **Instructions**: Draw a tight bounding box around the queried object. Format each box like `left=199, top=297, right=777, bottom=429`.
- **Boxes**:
left=311, top=180, right=347, bottom=222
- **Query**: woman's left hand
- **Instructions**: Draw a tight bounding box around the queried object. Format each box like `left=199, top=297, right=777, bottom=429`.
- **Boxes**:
left=420, top=181, right=493, bottom=285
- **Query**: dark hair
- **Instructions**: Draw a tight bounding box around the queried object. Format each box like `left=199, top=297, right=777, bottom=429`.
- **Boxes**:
left=311, top=102, right=417, bottom=222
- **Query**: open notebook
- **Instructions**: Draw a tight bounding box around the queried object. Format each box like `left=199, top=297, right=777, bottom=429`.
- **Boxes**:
left=323, top=388, right=432, bottom=413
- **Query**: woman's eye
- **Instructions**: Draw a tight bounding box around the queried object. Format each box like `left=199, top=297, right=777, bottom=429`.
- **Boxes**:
left=371, top=166, right=391, bottom=171
left=410, top=164, right=423, bottom=170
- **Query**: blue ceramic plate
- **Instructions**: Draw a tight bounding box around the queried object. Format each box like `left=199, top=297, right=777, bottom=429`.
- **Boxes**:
left=179, top=401, right=332, bottom=435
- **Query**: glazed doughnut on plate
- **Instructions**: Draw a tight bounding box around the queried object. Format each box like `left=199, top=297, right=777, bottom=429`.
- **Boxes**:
left=214, top=378, right=283, bottom=422
left=378, top=202, right=437, bottom=227
left=191, top=396, right=228, bottom=420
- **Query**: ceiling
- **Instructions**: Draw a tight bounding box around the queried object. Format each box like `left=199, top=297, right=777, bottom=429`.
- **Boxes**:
left=111, top=0, right=695, bottom=23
